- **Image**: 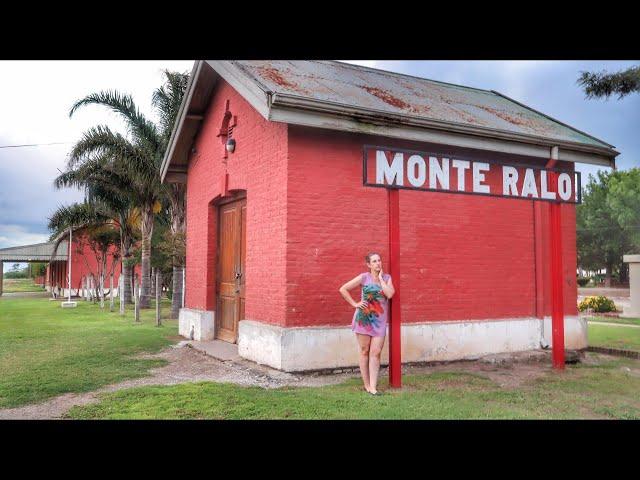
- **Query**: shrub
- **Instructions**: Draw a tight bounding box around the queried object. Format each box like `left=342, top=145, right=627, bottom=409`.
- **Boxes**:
left=578, top=295, right=617, bottom=313
left=577, top=277, right=590, bottom=287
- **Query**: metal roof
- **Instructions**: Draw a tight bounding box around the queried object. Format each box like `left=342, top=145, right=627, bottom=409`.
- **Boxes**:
left=161, top=60, right=619, bottom=183
left=233, top=60, right=614, bottom=150
left=0, top=241, right=68, bottom=262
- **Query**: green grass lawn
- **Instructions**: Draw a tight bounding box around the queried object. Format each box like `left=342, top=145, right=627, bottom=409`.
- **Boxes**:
left=588, top=323, right=640, bottom=351
left=587, top=316, right=640, bottom=327
left=3, top=295, right=640, bottom=419
left=0, top=296, right=177, bottom=408
left=67, top=357, right=640, bottom=420
left=2, top=278, right=46, bottom=293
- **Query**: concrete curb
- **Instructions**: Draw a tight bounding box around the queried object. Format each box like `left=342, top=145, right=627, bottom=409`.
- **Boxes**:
left=587, top=346, right=640, bottom=359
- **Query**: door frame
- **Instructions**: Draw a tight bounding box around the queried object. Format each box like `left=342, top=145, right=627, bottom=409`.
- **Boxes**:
left=214, top=190, right=247, bottom=343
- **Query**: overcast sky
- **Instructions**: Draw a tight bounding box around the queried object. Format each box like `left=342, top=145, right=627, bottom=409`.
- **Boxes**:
left=2, top=60, right=638, bottom=272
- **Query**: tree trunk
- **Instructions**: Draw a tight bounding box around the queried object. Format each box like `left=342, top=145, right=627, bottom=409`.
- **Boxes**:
left=139, top=206, right=154, bottom=309
left=604, top=262, right=612, bottom=288
left=120, top=235, right=133, bottom=305
left=170, top=183, right=186, bottom=320
left=171, top=265, right=183, bottom=319
left=619, top=261, right=629, bottom=284
left=121, top=261, right=132, bottom=305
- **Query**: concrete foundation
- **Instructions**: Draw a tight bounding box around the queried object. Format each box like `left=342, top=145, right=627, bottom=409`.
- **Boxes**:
left=178, top=308, right=215, bottom=341
left=238, top=316, right=586, bottom=372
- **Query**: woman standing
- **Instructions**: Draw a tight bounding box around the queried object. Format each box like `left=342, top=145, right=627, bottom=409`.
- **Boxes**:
left=339, top=253, right=395, bottom=395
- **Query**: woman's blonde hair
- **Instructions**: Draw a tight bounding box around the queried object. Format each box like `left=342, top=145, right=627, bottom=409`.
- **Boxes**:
left=365, top=252, right=381, bottom=265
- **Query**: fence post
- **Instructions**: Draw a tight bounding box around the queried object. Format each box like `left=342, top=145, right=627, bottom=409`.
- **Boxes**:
left=119, top=274, right=125, bottom=316
left=155, top=271, right=162, bottom=327
left=110, top=274, right=114, bottom=312
left=100, top=273, right=105, bottom=309
left=134, top=277, right=140, bottom=323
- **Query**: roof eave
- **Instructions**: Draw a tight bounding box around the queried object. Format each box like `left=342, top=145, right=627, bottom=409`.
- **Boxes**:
left=162, top=61, right=618, bottom=175
left=270, top=92, right=618, bottom=167
left=160, top=60, right=205, bottom=183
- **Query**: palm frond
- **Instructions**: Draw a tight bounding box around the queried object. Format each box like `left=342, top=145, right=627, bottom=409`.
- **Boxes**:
left=69, top=90, right=161, bottom=152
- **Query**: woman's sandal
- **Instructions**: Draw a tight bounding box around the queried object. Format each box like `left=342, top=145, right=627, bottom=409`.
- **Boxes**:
left=368, top=390, right=383, bottom=396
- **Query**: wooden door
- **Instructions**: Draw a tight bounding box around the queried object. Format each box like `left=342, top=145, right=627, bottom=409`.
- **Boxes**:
left=216, top=196, right=246, bottom=343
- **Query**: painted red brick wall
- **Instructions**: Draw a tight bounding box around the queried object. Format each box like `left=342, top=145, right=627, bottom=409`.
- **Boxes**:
left=286, top=126, right=578, bottom=327
left=185, top=79, right=289, bottom=325
left=47, top=235, right=126, bottom=292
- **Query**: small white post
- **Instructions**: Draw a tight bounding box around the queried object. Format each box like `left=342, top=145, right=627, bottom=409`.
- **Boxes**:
left=110, top=274, right=114, bottom=312
left=134, top=277, right=140, bottom=323
left=68, top=227, right=71, bottom=302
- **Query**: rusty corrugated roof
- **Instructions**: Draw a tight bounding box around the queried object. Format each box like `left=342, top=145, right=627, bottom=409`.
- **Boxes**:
left=231, top=60, right=613, bottom=150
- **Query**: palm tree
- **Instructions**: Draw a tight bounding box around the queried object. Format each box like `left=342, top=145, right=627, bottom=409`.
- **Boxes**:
left=67, top=70, right=189, bottom=309
left=53, top=159, right=140, bottom=304
left=153, top=70, right=189, bottom=318
left=68, top=95, right=163, bottom=308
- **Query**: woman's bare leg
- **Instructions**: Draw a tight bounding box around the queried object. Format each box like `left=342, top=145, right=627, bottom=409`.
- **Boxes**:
left=368, top=336, right=386, bottom=393
left=356, top=334, right=372, bottom=392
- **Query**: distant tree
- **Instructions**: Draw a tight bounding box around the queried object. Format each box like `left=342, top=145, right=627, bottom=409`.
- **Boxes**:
left=577, top=170, right=638, bottom=286
left=31, top=263, right=46, bottom=277
left=578, top=65, right=640, bottom=99
left=5, top=264, right=28, bottom=279
left=607, top=168, right=640, bottom=249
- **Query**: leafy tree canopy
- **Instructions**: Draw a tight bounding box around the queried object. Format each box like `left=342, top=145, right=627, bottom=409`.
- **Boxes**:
left=578, top=65, right=640, bottom=99
left=577, top=169, right=640, bottom=280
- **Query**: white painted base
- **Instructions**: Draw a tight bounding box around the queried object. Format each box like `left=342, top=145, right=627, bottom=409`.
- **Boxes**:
left=178, top=308, right=215, bottom=341
left=60, top=301, right=78, bottom=308
left=238, top=316, right=587, bottom=372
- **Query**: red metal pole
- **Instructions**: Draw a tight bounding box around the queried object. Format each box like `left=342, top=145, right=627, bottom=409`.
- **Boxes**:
left=388, top=187, right=402, bottom=387
left=546, top=151, right=565, bottom=370
left=549, top=192, right=565, bottom=369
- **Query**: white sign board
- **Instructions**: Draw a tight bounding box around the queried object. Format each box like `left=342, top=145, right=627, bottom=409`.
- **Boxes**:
left=363, top=146, right=581, bottom=204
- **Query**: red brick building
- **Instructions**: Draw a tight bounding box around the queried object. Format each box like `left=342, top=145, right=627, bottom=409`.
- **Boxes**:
left=0, top=236, right=128, bottom=299
left=161, top=61, right=618, bottom=371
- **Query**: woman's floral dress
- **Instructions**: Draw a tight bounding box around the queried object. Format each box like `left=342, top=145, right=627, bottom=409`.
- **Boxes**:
left=351, top=272, right=390, bottom=337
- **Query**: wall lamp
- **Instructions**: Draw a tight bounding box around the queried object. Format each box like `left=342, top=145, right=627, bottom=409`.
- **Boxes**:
left=226, top=138, right=236, bottom=154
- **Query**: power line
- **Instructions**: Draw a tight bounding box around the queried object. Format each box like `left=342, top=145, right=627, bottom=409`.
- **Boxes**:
left=0, top=142, right=71, bottom=149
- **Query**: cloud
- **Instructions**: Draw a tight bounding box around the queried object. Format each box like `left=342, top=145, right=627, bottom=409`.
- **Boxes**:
left=0, top=224, right=49, bottom=249
left=0, top=60, right=193, bottom=259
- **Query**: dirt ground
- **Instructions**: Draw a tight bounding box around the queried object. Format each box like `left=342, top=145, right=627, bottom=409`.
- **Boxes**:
left=0, top=344, right=615, bottom=420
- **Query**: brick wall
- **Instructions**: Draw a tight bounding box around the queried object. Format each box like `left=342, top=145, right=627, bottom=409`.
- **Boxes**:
left=285, top=125, right=578, bottom=328
left=185, top=79, right=289, bottom=325
left=46, top=236, right=124, bottom=291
